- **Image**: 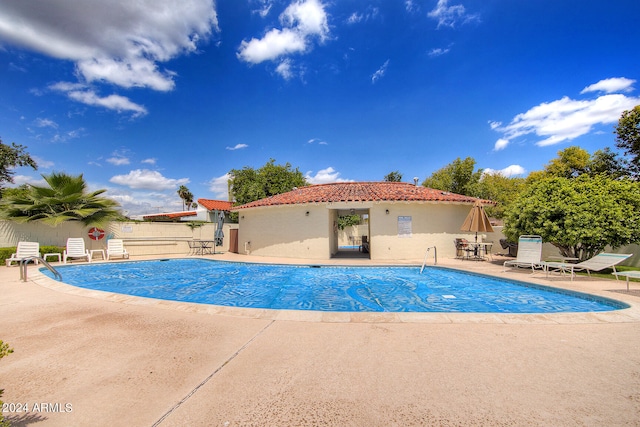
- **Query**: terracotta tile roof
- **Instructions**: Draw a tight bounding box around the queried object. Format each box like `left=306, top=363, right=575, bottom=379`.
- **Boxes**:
left=232, top=182, right=493, bottom=210
left=143, top=211, right=197, bottom=220
left=198, top=199, right=234, bottom=211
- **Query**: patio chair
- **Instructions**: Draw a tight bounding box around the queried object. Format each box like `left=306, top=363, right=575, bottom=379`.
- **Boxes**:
left=454, top=238, right=473, bottom=259
left=106, top=239, right=129, bottom=260
left=360, top=236, right=370, bottom=253
left=6, top=241, right=41, bottom=267
left=544, top=253, right=632, bottom=281
left=499, top=239, right=518, bottom=257
left=503, top=235, right=543, bottom=272
left=64, top=238, right=91, bottom=263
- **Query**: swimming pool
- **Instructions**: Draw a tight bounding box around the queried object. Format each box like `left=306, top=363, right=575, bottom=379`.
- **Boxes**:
left=39, top=259, right=627, bottom=313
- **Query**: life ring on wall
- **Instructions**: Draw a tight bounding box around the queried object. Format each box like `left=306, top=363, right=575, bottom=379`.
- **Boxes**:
left=88, top=227, right=105, bottom=240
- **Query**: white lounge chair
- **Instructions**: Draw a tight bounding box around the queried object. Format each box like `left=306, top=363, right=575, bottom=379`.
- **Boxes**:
left=544, top=253, right=632, bottom=281
left=64, top=238, right=91, bottom=263
left=106, top=239, right=129, bottom=260
left=612, top=271, right=640, bottom=291
left=503, top=235, right=543, bottom=272
left=6, top=241, right=41, bottom=267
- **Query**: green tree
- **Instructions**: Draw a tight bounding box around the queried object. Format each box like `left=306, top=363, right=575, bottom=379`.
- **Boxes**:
left=0, top=138, right=37, bottom=196
left=528, top=146, right=630, bottom=184
left=615, top=104, right=640, bottom=178
left=337, top=214, right=361, bottom=230
left=542, top=146, right=590, bottom=178
left=474, top=173, right=526, bottom=219
left=383, top=171, right=403, bottom=182
left=422, top=157, right=482, bottom=196
left=0, top=172, right=122, bottom=226
left=229, top=159, right=307, bottom=206
left=588, top=147, right=628, bottom=179
left=503, top=175, right=640, bottom=260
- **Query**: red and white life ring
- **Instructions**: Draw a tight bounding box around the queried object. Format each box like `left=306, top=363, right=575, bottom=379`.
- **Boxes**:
left=88, top=227, right=105, bottom=240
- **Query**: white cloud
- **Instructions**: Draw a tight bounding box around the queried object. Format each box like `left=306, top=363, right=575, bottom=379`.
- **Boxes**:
left=237, top=0, right=329, bottom=67
left=238, top=29, right=306, bottom=64
left=35, top=118, right=58, bottom=128
left=65, top=90, right=148, bottom=117
left=347, top=13, right=363, bottom=24
left=31, top=156, right=54, bottom=169
left=8, top=175, right=47, bottom=188
left=428, top=0, right=479, bottom=29
left=483, top=165, right=526, bottom=177
left=0, top=0, right=218, bottom=109
left=276, top=59, right=294, bottom=80
left=405, top=0, right=418, bottom=13
left=493, top=138, right=509, bottom=151
left=581, top=77, right=635, bottom=94
left=308, top=138, right=328, bottom=145
left=141, top=158, right=157, bottom=165
left=50, top=128, right=85, bottom=143
left=106, top=156, right=130, bottom=166
left=106, top=188, right=182, bottom=217
left=371, top=59, right=389, bottom=83
left=281, top=0, right=329, bottom=40
left=208, top=173, right=231, bottom=199
left=428, top=47, right=451, bottom=57
left=252, top=0, right=274, bottom=18
left=109, top=169, right=189, bottom=190
left=345, top=6, right=379, bottom=24
left=305, top=167, right=353, bottom=184
left=226, top=143, right=249, bottom=151
left=491, top=79, right=640, bottom=149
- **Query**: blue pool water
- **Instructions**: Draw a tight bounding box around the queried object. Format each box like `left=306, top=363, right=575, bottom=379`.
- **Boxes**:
left=40, top=259, right=626, bottom=313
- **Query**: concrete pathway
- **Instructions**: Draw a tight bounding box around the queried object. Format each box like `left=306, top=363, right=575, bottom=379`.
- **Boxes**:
left=1, top=253, right=640, bottom=426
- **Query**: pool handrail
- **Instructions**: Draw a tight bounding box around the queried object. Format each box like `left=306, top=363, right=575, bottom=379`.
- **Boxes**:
left=420, top=246, right=437, bottom=273
left=20, top=256, right=62, bottom=282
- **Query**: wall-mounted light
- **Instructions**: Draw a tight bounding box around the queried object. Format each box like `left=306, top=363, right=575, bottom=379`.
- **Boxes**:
left=305, top=211, right=310, bottom=216
left=241, top=215, right=245, bottom=219
left=385, top=209, right=390, bottom=215
left=350, top=209, right=355, bottom=215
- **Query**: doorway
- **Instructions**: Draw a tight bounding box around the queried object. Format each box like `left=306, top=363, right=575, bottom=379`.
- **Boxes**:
left=332, top=208, right=370, bottom=259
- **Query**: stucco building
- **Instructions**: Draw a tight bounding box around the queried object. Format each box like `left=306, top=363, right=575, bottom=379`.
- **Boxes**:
left=232, top=181, right=494, bottom=260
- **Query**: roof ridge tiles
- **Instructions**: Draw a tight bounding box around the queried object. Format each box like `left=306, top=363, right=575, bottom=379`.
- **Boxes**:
left=232, top=181, right=492, bottom=210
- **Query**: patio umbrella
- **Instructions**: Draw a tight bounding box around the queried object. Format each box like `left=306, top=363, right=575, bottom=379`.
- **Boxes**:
left=214, top=211, right=225, bottom=248
left=460, top=200, right=494, bottom=242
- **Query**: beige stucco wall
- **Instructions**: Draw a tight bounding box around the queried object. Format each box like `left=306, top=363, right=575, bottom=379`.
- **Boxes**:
left=237, top=205, right=331, bottom=259
left=367, top=202, right=480, bottom=261
left=235, top=201, right=492, bottom=261
left=0, top=220, right=237, bottom=257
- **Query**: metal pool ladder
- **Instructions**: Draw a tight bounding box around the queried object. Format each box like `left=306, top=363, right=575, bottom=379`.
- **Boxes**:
left=20, top=256, right=62, bottom=282
left=420, top=246, right=437, bottom=274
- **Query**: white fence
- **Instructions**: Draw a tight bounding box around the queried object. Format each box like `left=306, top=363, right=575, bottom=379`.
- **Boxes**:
left=0, top=220, right=238, bottom=257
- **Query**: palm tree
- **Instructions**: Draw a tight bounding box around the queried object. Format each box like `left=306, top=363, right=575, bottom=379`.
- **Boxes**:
left=0, top=172, right=122, bottom=226
left=177, top=185, right=193, bottom=211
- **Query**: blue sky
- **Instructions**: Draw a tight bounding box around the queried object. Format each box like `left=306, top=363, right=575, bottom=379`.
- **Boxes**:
left=1, top=0, right=639, bottom=217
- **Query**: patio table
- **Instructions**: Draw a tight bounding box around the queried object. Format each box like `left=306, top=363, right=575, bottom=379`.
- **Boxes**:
left=188, top=240, right=216, bottom=255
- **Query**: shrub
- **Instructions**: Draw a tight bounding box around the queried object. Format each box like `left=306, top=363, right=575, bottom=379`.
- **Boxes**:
left=0, top=246, right=65, bottom=266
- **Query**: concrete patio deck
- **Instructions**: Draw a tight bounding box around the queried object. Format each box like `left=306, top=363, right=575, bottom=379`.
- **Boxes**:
left=1, top=253, right=640, bottom=426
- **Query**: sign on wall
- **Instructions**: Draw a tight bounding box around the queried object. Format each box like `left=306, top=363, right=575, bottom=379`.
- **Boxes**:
left=397, top=216, right=412, bottom=238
